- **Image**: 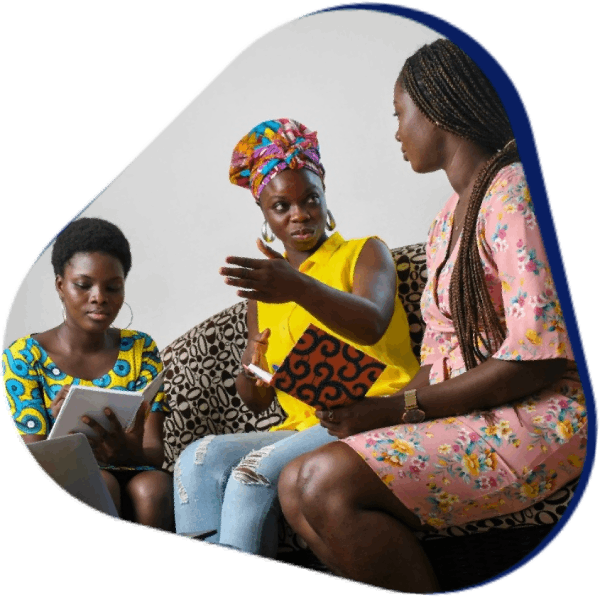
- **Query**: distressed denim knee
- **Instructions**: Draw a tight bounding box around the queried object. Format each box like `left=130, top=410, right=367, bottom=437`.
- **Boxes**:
left=173, top=432, right=290, bottom=537
left=174, top=435, right=217, bottom=506
left=231, top=444, right=278, bottom=486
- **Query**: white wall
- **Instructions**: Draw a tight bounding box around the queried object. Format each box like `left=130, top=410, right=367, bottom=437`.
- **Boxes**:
left=3, top=10, right=449, bottom=351
left=2, top=10, right=451, bottom=349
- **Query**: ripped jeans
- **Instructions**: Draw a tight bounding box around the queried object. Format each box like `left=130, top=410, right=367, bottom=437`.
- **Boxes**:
left=173, top=424, right=335, bottom=557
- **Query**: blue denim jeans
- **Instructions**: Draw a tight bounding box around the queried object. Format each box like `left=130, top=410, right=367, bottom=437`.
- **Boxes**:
left=173, top=423, right=335, bottom=557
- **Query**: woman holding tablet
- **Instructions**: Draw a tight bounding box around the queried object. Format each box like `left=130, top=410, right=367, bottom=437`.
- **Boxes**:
left=3, top=217, right=173, bottom=530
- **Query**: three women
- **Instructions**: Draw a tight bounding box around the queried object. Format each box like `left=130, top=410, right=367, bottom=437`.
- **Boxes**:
left=3, top=35, right=586, bottom=593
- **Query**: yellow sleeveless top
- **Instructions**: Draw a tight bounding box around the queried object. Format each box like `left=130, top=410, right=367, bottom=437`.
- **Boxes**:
left=257, top=232, right=419, bottom=432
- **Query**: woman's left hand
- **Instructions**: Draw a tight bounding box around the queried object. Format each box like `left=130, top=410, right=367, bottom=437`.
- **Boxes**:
left=220, top=240, right=305, bottom=303
left=82, top=402, right=148, bottom=465
left=315, top=397, right=404, bottom=439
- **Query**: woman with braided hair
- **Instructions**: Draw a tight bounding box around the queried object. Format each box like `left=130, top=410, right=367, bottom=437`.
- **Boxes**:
left=278, top=39, right=587, bottom=592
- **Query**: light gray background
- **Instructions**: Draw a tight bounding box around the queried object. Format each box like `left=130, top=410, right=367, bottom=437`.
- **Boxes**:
left=4, top=10, right=448, bottom=351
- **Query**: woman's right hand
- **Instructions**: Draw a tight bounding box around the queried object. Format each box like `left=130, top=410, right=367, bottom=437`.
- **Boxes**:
left=243, top=328, right=271, bottom=387
left=50, top=384, right=71, bottom=419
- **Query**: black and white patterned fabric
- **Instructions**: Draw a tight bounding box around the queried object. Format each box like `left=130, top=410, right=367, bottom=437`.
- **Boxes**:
left=159, top=242, right=579, bottom=546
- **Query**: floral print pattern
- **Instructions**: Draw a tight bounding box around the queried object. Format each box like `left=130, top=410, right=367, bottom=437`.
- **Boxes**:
left=343, top=164, right=586, bottom=528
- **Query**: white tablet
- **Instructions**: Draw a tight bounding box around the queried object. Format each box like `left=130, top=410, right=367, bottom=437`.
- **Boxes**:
left=47, top=370, right=164, bottom=440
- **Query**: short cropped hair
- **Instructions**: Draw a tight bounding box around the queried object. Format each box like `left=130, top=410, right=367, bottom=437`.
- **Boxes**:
left=51, top=217, right=132, bottom=278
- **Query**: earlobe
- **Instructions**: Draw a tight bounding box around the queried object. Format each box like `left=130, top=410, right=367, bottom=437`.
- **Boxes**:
left=55, top=275, right=64, bottom=300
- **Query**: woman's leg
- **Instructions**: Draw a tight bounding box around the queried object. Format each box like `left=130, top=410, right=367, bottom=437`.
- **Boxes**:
left=125, top=470, right=174, bottom=531
left=173, top=431, right=295, bottom=542
left=100, top=470, right=121, bottom=516
left=278, top=442, right=439, bottom=593
left=219, top=424, right=336, bottom=557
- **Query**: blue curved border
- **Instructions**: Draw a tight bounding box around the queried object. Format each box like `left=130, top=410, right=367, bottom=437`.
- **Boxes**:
left=311, top=1, right=596, bottom=590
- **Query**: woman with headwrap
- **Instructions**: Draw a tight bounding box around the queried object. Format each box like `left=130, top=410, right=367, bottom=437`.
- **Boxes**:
left=173, top=118, right=419, bottom=556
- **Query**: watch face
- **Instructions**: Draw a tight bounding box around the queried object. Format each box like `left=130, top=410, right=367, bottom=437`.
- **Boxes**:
left=403, top=408, right=425, bottom=424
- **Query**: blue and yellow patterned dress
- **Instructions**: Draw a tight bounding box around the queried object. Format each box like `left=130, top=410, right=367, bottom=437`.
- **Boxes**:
left=3, top=329, right=169, bottom=471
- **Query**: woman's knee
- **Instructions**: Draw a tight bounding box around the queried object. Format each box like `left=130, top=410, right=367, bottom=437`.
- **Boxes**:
left=101, top=470, right=121, bottom=514
left=281, top=443, right=356, bottom=518
left=229, top=443, right=283, bottom=489
left=174, top=435, right=236, bottom=503
left=278, top=454, right=306, bottom=509
left=127, top=470, right=173, bottom=508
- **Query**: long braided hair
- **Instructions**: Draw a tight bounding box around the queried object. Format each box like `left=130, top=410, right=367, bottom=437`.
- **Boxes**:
left=399, top=39, right=521, bottom=370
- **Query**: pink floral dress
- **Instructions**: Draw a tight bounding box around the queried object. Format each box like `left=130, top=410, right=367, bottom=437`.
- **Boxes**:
left=343, top=163, right=587, bottom=529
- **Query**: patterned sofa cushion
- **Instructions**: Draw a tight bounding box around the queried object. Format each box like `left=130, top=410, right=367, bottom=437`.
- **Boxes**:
left=159, top=241, right=578, bottom=539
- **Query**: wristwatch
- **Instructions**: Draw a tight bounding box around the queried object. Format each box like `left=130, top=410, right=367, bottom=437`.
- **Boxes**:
left=402, top=389, right=425, bottom=423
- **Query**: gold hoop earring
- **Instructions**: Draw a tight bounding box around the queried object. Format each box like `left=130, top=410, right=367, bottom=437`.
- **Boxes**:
left=112, top=301, right=134, bottom=330
left=326, top=209, right=336, bottom=232
left=261, top=221, right=275, bottom=243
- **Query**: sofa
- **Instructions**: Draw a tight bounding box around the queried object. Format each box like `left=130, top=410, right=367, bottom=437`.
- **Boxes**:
left=159, top=241, right=580, bottom=591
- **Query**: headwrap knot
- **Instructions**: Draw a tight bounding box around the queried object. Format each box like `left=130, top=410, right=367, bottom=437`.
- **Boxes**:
left=229, top=118, right=325, bottom=199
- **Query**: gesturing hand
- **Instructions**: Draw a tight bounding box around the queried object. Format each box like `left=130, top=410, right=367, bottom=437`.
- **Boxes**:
left=220, top=239, right=304, bottom=303
left=242, top=328, right=271, bottom=387
left=81, top=402, right=148, bottom=466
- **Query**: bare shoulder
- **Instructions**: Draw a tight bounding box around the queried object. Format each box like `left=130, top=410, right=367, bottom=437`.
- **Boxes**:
left=30, top=326, right=61, bottom=353
left=356, top=237, right=395, bottom=271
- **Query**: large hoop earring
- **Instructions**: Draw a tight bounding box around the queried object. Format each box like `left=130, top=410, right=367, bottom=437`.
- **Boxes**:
left=121, top=301, right=134, bottom=329
left=123, top=301, right=133, bottom=330
left=326, top=209, right=336, bottom=232
left=261, top=221, right=275, bottom=243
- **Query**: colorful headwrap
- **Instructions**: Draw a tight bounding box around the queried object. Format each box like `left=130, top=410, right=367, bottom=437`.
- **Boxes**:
left=229, top=118, right=325, bottom=200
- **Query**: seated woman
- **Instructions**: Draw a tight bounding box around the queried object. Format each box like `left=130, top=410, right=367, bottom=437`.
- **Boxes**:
left=3, top=217, right=173, bottom=530
left=278, top=40, right=587, bottom=593
left=173, top=118, right=420, bottom=555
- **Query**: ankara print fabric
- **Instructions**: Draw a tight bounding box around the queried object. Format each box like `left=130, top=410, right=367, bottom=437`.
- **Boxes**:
left=342, top=163, right=587, bottom=528
left=229, top=118, right=325, bottom=199
left=3, top=329, right=169, bottom=471
left=272, top=324, right=386, bottom=410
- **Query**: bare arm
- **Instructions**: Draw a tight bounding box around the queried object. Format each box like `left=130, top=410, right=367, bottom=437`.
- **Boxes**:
left=414, top=357, right=568, bottom=419
left=234, top=299, right=276, bottom=415
left=317, top=358, right=568, bottom=438
left=292, top=238, right=396, bottom=345
left=397, top=364, right=432, bottom=392
left=222, top=238, right=397, bottom=346
left=141, top=412, right=167, bottom=468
